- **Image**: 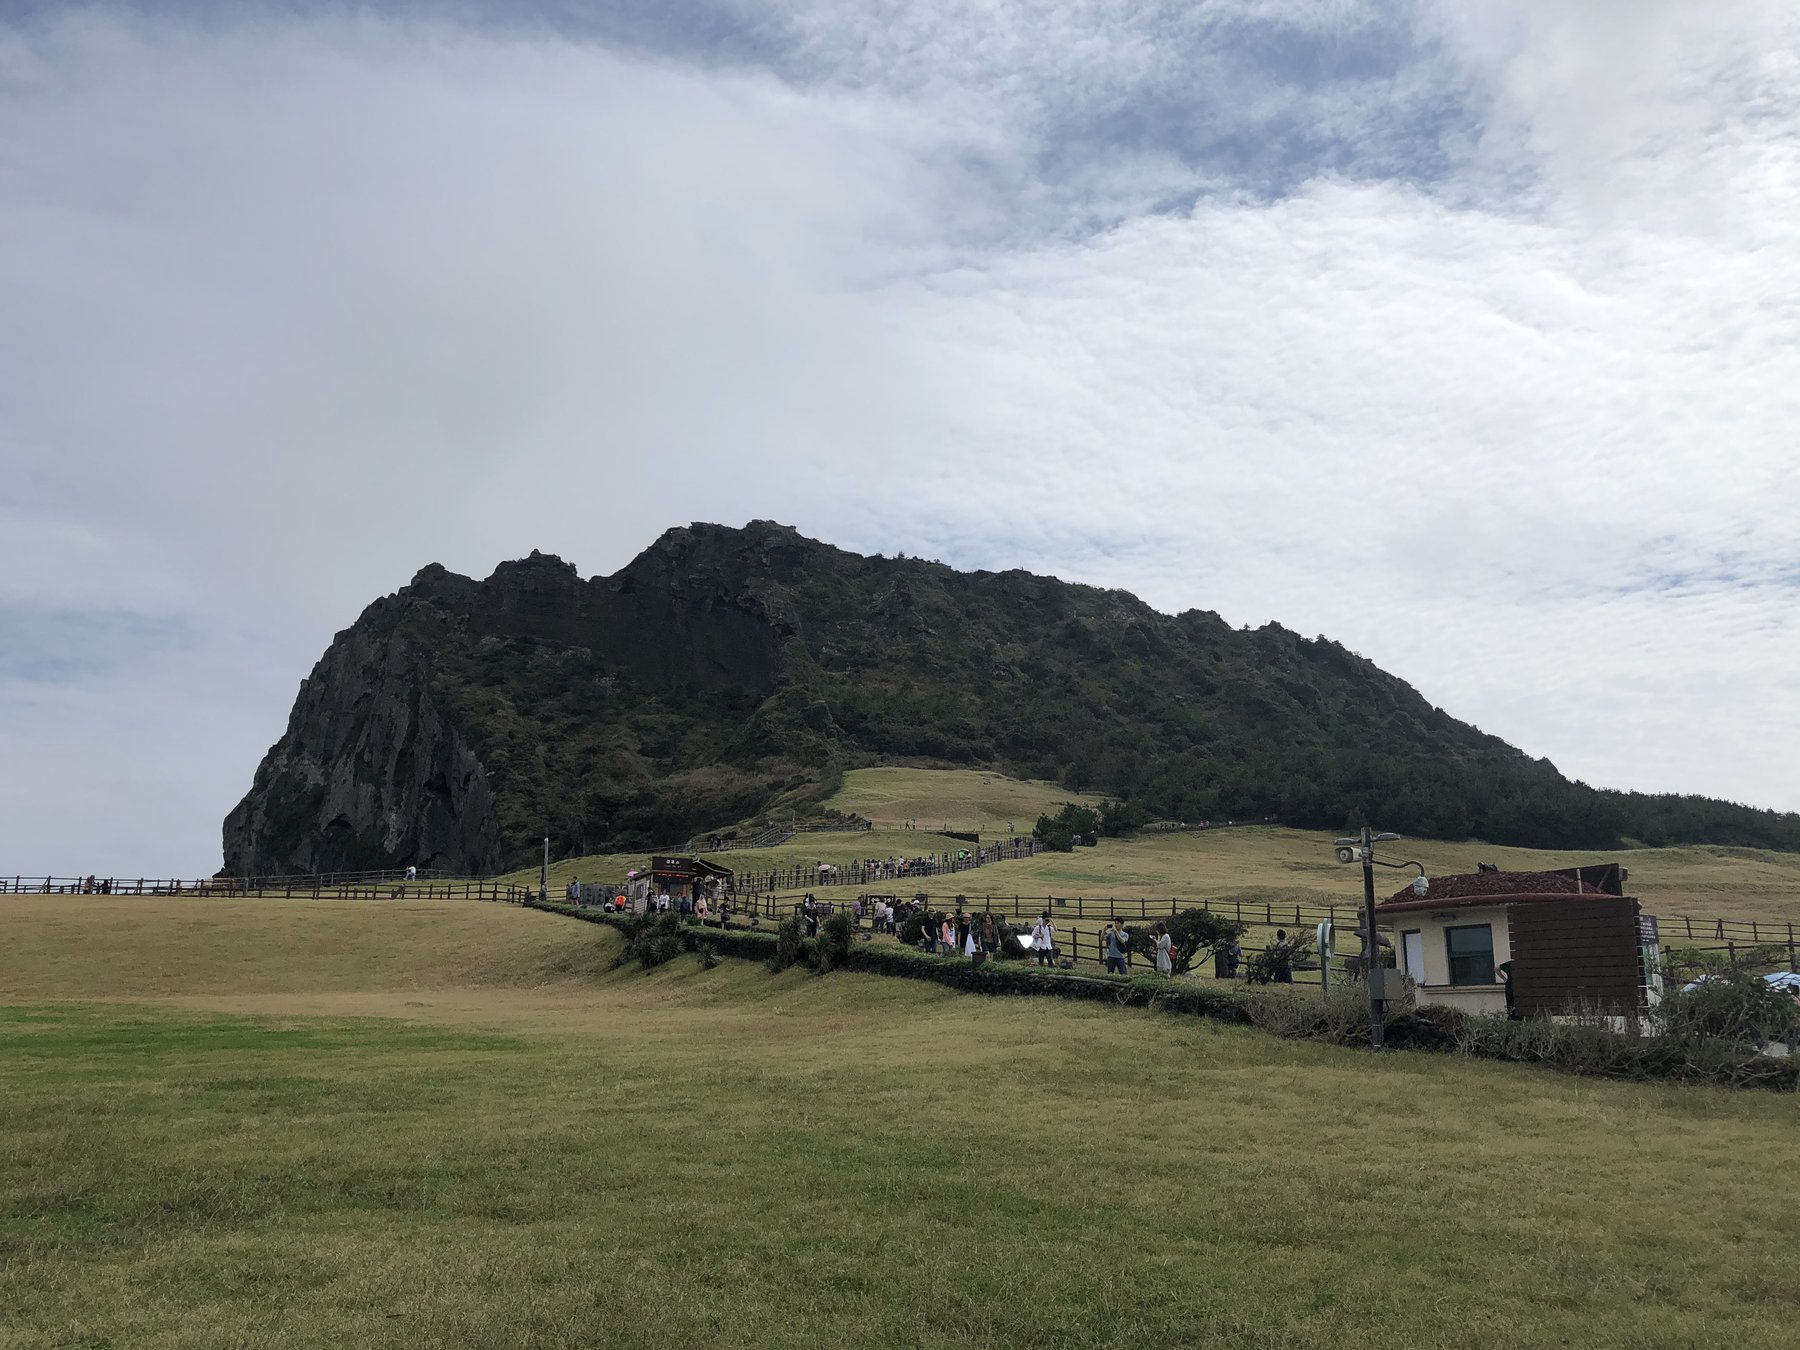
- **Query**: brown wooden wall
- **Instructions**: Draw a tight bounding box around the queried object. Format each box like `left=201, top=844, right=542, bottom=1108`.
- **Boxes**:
left=1509, top=898, right=1643, bottom=1015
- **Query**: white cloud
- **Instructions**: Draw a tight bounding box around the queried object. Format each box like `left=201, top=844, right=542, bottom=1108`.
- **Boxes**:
left=1, top=2, right=1796, bottom=873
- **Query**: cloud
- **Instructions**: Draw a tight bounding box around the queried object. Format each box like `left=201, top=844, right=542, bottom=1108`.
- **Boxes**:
left=1, top=2, right=1796, bottom=873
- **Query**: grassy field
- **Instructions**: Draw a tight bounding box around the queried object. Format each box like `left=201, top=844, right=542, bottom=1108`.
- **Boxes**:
left=822, top=767, right=1098, bottom=833
left=2, top=896, right=1797, bottom=1348
left=507, top=770, right=1800, bottom=931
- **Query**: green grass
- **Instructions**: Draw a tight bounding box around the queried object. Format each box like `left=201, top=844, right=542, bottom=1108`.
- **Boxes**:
left=1, top=898, right=1797, bottom=1347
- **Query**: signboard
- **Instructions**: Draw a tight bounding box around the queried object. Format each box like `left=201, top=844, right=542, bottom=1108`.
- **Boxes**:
left=1639, top=913, right=1664, bottom=1005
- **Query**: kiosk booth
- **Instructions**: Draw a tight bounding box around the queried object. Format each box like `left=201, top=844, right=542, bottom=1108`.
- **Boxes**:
left=648, top=855, right=735, bottom=909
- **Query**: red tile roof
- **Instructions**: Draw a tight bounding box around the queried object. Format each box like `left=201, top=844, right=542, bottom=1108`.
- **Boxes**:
left=1377, top=870, right=1618, bottom=914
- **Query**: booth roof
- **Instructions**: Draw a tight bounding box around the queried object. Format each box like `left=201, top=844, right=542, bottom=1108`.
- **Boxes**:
left=1377, top=870, right=1617, bottom=914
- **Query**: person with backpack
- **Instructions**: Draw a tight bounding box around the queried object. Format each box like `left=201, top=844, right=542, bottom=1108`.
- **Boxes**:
left=1103, top=918, right=1130, bottom=975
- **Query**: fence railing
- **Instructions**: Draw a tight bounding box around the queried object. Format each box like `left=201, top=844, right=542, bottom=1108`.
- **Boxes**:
left=0, top=867, right=462, bottom=895
left=721, top=839, right=1043, bottom=894
left=684, top=818, right=879, bottom=853
left=2, top=874, right=529, bottom=902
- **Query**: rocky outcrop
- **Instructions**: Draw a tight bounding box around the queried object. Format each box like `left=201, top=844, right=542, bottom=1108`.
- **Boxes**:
left=222, top=595, right=500, bottom=877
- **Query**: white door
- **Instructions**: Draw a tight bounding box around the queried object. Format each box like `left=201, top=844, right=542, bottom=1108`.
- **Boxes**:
left=1402, top=930, right=1425, bottom=985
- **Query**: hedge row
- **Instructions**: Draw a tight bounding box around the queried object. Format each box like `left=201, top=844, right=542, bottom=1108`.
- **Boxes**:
left=525, top=902, right=1797, bottom=1092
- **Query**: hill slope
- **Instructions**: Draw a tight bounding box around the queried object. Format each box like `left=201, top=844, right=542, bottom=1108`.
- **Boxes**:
left=224, top=521, right=1800, bottom=875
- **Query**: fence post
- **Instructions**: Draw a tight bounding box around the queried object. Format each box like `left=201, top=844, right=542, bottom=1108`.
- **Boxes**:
left=1715, top=920, right=1724, bottom=940
left=1727, top=940, right=1736, bottom=964
left=1265, top=903, right=1272, bottom=925
left=1752, top=922, right=1760, bottom=942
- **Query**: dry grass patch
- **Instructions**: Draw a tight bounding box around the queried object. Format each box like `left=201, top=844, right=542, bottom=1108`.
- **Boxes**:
left=0, top=896, right=612, bottom=1000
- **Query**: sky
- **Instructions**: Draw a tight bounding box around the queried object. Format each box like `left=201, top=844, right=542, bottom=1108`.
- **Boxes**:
left=3, top=1, right=1797, bottom=876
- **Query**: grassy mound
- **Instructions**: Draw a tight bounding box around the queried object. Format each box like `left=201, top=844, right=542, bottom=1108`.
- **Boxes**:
left=821, top=765, right=1096, bottom=831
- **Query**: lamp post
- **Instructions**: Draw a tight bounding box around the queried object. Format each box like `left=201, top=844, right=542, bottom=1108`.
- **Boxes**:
left=1334, top=826, right=1406, bottom=1051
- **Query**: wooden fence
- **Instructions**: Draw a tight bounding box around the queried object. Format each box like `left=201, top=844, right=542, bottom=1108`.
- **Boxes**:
left=2, top=874, right=529, bottom=902
left=725, top=839, right=1042, bottom=893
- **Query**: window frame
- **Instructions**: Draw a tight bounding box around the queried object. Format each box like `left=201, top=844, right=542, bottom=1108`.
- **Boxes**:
left=1444, top=923, right=1496, bottom=987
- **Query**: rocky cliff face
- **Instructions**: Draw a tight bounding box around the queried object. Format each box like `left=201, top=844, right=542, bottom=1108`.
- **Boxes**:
left=223, top=530, right=815, bottom=877
left=222, top=593, right=500, bottom=877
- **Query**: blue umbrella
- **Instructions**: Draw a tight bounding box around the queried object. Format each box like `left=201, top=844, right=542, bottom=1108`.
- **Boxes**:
left=1764, top=971, right=1800, bottom=991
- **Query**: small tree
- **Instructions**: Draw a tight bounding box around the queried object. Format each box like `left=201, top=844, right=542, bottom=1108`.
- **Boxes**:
left=1165, top=908, right=1245, bottom=975
left=1246, top=932, right=1315, bottom=986
left=1099, top=798, right=1150, bottom=836
left=1033, top=803, right=1101, bottom=852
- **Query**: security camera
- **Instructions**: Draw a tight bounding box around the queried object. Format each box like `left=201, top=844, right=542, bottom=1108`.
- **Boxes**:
left=1335, top=846, right=1357, bottom=865
left=1411, top=875, right=1429, bottom=897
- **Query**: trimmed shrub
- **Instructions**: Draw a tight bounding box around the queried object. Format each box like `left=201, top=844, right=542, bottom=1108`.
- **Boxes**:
left=816, top=910, right=854, bottom=973
left=773, top=914, right=805, bottom=972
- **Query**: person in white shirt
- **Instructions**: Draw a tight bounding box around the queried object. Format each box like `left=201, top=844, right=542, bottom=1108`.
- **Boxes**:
left=1031, top=912, right=1056, bottom=966
left=1154, top=923, right=1174, bottom=976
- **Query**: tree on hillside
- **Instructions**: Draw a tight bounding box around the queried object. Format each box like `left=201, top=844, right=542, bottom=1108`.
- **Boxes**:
left=1033, top=802, right=1101, bottom=852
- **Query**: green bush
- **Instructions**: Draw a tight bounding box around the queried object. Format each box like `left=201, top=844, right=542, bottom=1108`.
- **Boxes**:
left=1658, top=968, right=1800, bottom=1048
left=896, top=910, right=931, bottom=947
left=1033, top=803, right=1100, bottom=851
left=772, top=914, right=805, bottom=972
left=815, top=911, right=854, bottom=973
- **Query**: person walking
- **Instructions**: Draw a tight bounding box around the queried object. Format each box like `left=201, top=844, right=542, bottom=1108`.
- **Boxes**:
left=1103, top=918, right=1130, bottom=975
left=1031, top=911, right=1056, bottom=967
left=1154, top=923, right=1174, bottom=976
left=1271, top=929, right=1294, bottom=984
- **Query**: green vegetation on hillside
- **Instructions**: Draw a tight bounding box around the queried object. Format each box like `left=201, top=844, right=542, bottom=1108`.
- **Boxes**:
left=229, top=524, right=1800, bottom=875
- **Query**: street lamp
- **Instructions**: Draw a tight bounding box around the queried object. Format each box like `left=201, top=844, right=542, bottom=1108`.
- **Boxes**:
left=1332, top=827, right=1423, bottom=1050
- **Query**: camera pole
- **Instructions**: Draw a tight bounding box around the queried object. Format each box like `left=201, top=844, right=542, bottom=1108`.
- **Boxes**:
left=1360, top=825, right=1384, bottom=1051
